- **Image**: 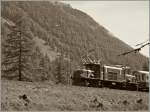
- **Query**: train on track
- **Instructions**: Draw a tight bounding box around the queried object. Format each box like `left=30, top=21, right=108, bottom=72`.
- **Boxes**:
left=72, top=62, right=149, bottom=91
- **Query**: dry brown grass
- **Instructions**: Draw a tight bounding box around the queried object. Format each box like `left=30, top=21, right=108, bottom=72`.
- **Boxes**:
left=1, top=80, right=149, bottom=111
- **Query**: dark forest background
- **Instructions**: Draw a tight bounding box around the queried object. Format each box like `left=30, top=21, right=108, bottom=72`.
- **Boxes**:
left=1, top=1, right=149, bottom=83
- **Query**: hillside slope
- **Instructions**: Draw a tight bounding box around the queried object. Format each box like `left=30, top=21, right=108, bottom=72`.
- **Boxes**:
left=1, top=1, right=148, bottom=81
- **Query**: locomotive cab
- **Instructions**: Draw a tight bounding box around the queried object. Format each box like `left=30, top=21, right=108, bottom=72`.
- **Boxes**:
left=103, top=65, right=126, bottom=82
left=83, top=63, right=102, bottom=79
left=72, top=62, right=103, bottom=87
left=102, top=65, right=127, bottom=88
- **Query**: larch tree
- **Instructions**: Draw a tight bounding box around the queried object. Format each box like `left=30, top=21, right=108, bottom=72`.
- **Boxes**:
left=2, top=20, right=33, bottom=81
left=55, top=54, right=63, bottom=84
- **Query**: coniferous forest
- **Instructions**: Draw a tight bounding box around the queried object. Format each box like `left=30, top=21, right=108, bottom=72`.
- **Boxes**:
left=1, top=1, right=149, bottom=83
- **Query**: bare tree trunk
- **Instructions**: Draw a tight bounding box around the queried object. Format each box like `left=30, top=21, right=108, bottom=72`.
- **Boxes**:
left=18, top=29, right=22, bottom=81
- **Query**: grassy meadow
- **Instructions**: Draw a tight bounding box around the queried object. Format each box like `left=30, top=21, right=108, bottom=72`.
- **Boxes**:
left=1, top=80, right=148, bottom=111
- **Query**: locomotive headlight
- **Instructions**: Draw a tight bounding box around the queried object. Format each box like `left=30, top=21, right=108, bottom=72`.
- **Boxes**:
left=112, top=82, right=116, bottom=85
